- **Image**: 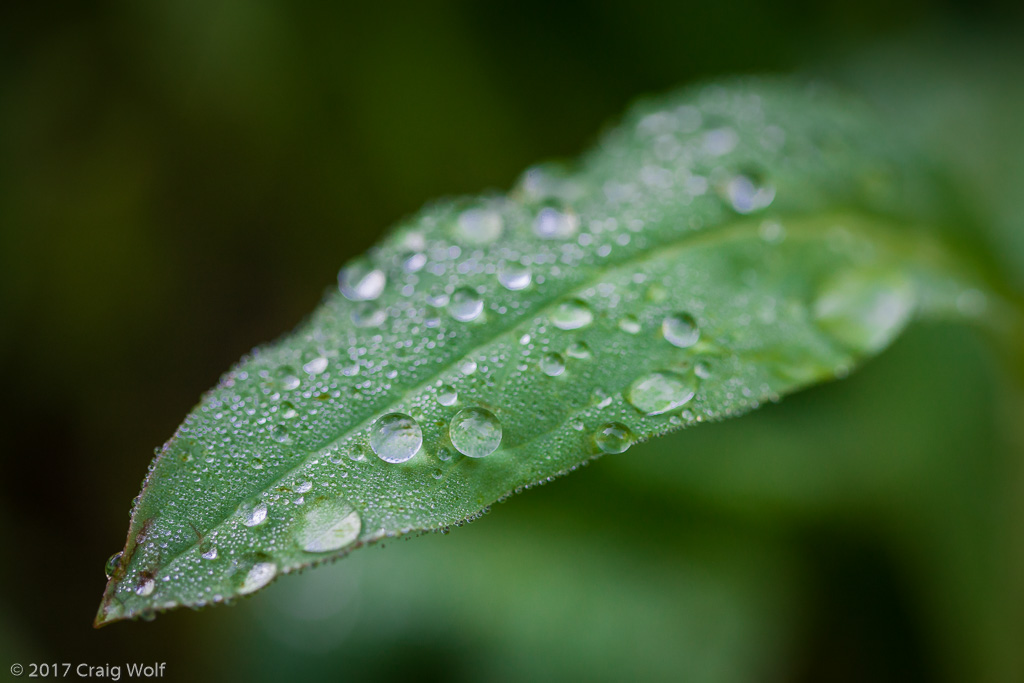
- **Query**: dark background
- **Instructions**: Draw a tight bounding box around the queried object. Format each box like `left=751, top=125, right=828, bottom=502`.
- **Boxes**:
left=2, top=2, right=1024, bottom=682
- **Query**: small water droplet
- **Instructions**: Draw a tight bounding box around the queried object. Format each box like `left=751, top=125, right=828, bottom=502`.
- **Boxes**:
left=449, top=407, right=502, bottom=458
left=726, top=173, right=775, bottom=214
left=237, top=560, right=277, bottom=595
left=431, top=468, right=444, bottom=480
left=627, top=370, right=696, bottom=415
left=201, top=544, right=218, bottom=560
left=662, top=313, right=700, bottom=348
left=437, top=446, right=453, bottom=461
left=459, top=359, right=477, bottom=375
left=352, top=301, right=387, bottom=327
left=347, top=445, right=368, bottom=463
left=299, top=501, right=362, bottom=553
left=281, top=401, right=298, bottom=419
left=593, top=422, right=633, bottom=454
left=534, top=207, right=579, bottom=239
left=449, top=287, right=484, bottom=322
left=540, top=352, right=566, bottom=377
left=618, top=315, right=641, bottom=334
left=105, top=552, right=123, bottom=579
left=338, top=260, right=386, bottom=301
left=566, top=341, right=591, bottom=359
left=403, top=252, right=427, bottom=273
left=244, top=502, right=268, bottom=527
left=437, top=385, right=458, bottom=406
left=302, top=357, right=328, bottom=375
left=370, top=413, right=423, bottom=463
left=272, top=425, right=290, bottom=444
left=136, top=577, right=155, bottom=596
left=551, top=298, right=593, bottom=330
left=498, top=262, right=532, bottom=291
left=456, top=208, right=504, bottom=244
left=295, top=480, right=313, bottom=493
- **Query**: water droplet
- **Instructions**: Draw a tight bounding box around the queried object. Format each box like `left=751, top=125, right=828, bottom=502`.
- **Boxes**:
left=627, top=370, right=696, bottom=415
left=437, top=385, right=458, bottom=406
left=338, top=260, right=386, bottom=301
left=302, top=357, right=328, bottom=375
left=566, top=341, right=591, bottom=359
left=352, top=301, right=387, bottom=328
left=237, top=560, right=277, bottom=595
left=813, top=269, right=914, bottom=354
left=456, top=208, right=503, bottom=244
left=299, top=501, right=362, bottom=553
left=449, top=407, right=502, bottom=458
left=403, top=252, right=427, bottom=273
left=540, top=352, right=566, bottom=377
left=662, top=313, right=700, bottom=348
left=244, top=502, right=268, bottom=527
left=449, top=287, right=484, bottom=322
left=370, top=413, right=422, bottom=463
left=276, top=367, right=301, bottom=391
left=534, top=207, right=579, bottom=239
left=459, top=359, right=477, bottom=375
left=551, top=298, right=593, bottom=330
left=726, top=174, right=775, bottom=214
left=694, top=360, right=712, bottom=379
left=272, top=425, right=290, bottom=444
left=295, top=480, right=313, bottom=493
left=136, top=577, right=155, bottom=596
left=347, top=445, right=368, bottom=463
left=105, top=552, right=123, bottom=579
left=201, top=545, right=218, bottom=560
left=618, top=315, right=641, bottom=334
left=593, top=422, right=633, bottom=454
left=498, top=262, right=532, bottom=291
left=281, top=401, right=298, bottom=419
left=437, top=446, right=453, bottom=461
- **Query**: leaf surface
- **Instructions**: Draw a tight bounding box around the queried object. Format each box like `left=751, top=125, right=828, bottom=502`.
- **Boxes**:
left=96, top=79, right=990, bottom=625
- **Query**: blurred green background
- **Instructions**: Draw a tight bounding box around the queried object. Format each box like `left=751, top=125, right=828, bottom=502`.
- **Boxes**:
left=2, top=2, right=1024, bottom=682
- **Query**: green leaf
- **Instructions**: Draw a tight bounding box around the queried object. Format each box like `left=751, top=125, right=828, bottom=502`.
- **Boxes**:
left=96, top=78, right=994, bottom=626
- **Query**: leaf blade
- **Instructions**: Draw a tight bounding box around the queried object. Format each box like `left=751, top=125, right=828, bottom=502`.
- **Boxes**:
left=96, top=78, right=989, bottom=625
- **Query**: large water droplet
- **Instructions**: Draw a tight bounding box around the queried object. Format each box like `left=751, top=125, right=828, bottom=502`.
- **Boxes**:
left=370, top=413, right=422, bottom=463
left=551, top=298, right=593, bottom=330
left=449, top=407, right=502, bottom=458
left=449, top=287, right=484, bottom=322
left=726, top=173, right=775, bottom=214
left=498, top=262, right=532, bottom=291
left=456, top=208, right=503, bottom=244
left=813, top=269, right=914, bottom=354
left=437, top=384, right=458, bottom=406
left=244, top=502, right=268, bottom=527
left=627, top=370, right=696, bottom=415
left=135, top=576, right=155, bottom=597
left=303, top=357, right=328, bottom=375
left=338, top=260, right=386, bottom=301
left=299, top=500, right=362, bottom=553
left=534, top=207, right=579, bottom=239
left=593, top=422, right=633, bottom=454
left=540, top=352, right=566, bottom=377
left=237, top=560, right=277, bottom=595
left=105, top=552, right=123, bottom=579
left=662, top=312, right=700, bottom=348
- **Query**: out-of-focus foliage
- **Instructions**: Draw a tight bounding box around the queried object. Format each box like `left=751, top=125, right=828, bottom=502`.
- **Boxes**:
left=2, top=2, right=1023, bottom=682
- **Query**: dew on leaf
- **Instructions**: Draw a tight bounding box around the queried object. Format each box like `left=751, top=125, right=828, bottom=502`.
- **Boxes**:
left=352, top=302, right=387, bottom=328
left=449, top=288, right=484, bottom=322
left=437, top=385, right=458, bottom=407
left=299, top=500, right=362, bottom=553
left=627, top=370, right=697, bottom=415
left=135, top=577, right=155, bottom=597
left=551, top=298, right=593, bottom=330
left=540, top=352, right=566, bottom=377
left=593, top=422, right=633, bottom=454
left=498, top=262, right=532, bottom=291
left=662, top=312, right=700, bottom=348
left=566, top=341, right=591, bottom=359
left=813, top=269, right=915, bottom=354
left=534, top=207, right=579, bottom=239
left=456, top=208, right=503, bottom=244
left=618, top=315, right=641, bottom=334
left=338, top=260, right=386, bottom=301
left=237, top=560, right=277, bottom=595
left=244, top=502, right=268, bottom=527
left=449, top=407, right=502, bottom=458
left=105, top=552, right=123, bottom=580
left=370, top=413, right=423, bottom=463
left=726, top=173, right=775, bottom=214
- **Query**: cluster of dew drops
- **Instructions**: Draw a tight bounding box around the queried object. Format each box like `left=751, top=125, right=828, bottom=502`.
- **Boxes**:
left=103, top=85, right=851, bottom=609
